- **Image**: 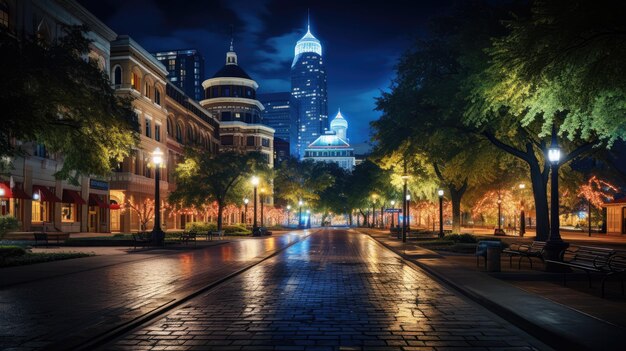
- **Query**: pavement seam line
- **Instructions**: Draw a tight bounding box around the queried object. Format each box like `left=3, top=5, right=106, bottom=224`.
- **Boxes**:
left=355, top=229, right=560, bottom=351
left=42, top=231, right=316, bottom=351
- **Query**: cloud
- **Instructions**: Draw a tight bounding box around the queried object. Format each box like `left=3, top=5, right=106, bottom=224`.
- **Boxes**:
left=255, top=31, right=301, bottom=71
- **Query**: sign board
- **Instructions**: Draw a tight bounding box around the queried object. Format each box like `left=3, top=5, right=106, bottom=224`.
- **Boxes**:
left=385, top=209, right=402, bottom=213
left=89, top=179, right=109, bottom=190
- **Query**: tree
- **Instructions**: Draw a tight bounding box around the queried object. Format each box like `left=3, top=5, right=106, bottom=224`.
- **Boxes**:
left=273, top=157, right=335, bottom=208
left=122, top=198, right=155, bottom=232
left=464, top=0, right=626, bottom=240
left=0, top=25, right=139, bottom=183
left=169, top=150, right=268, bottom=231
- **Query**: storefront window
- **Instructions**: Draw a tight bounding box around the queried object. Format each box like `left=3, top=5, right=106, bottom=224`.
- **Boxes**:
left=61, top=203, right=77, bottom=222
left=31, top=200, right=50, bottom=223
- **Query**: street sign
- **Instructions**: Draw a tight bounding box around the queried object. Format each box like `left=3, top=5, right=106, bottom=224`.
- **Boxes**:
left=385, top=209, right=402, bottom=213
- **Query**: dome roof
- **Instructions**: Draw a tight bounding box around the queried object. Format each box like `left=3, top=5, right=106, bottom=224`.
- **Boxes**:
left=330, top=109, right=348, bottom=129
left=294, top=27, right=322, bottom=57
left=212, top=64, right=252, bottom=79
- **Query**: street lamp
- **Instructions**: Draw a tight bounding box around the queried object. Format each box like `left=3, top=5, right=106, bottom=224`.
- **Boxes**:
left=494, top=196, right=505, bottom=236
left=545, top=127, right=569, bottom=264
left=260, top=188, right=265, bottom=227
left=371, top=194, right=377, bottom=228
left=251, top=176, right=259, bottom=234
left=390, top=200, right=396, bottom=232
left=151, top=147, right=165, bottom=245
left=286, top=205, right=291, bottom=227
left=401, top=174, right=409, bottom=243
left=243, top=198, right=249, bottom=225
left=518, top=183, right=526, bottom=237
left=406, top=194, right=411, bottom=234
left=298, top=200, right=303, bottom=229
left=438, top=189, right=444, bottom=238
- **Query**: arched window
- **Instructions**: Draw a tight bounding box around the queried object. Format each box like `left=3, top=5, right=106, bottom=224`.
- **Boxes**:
left=113, top=66, right=122, bottom=86
left=131, top=71, right=140, bottom=91
left=154, top=86, right=161, bottom=105
left=0, top=1, right=9, bottom=28
left=176, top=123, right=183, bottom=143
left=187, top=126, right=194, bottom=144
left=166, top=117, right=173, bottom=136
left=144, top=81, right=151, bottom=98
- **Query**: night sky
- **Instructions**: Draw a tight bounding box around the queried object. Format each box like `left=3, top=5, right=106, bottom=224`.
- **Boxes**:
left=78, top=0, right=453, bottom=150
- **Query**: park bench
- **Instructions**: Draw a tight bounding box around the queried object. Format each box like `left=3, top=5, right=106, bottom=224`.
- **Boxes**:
left=33, top=232, right=70, bottom=246
left=475, top=240, right=502, bottom=268
left=502, top=241, right=546, bottom=269
left=253, top=227, right=272, bottom=236
left=179, top=230, right=197, bottom=245
left=545, top=245, right=625, bottom=297
left=132, top=232, right=153, bottom=249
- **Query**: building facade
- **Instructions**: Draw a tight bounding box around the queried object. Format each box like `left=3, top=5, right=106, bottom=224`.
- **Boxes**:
left=0, top=0, right=116, bottom=233
left=153, top=49, right=205, bottom=101
left=199, top=43, right=275, bottom=168
left=290, top=20, right=328, bottom=159
left=604, top=198, right=626, bottom=235
left=304, top=110, right=355, bottom=171
left=258, top=92, right=291, bottom=143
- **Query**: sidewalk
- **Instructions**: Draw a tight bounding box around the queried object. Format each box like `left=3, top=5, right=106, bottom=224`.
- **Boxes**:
left=358, top=228, right=625, bottom=351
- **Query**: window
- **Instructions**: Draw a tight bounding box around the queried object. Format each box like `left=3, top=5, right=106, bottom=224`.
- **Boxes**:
left=0, top=1, right=8, bottom=27
left=113, top=66, right=122, bottom=86
left=222, top=86, right=230, bottom=96
left=187, top=126, right=194, bottom=143
left=246, top=136, right=255, bottom=146
left=154, top=87, right=161, bottom=105
left=155, top=124, right=161, bottom=142
left=145, top=118, right=151, bottom=138
left=144, top=82, right=150, bottom=97
left=176, top=123, right=183, bottom=143
left=166, top=118, right=172, bottom=136
left=62, top=203, right=77, bottom=222
left=262, top=138, right=270, bottom=147
left=221, top=111, right=231, bottom=120
left=221, top=135, right=234, bottom=145
left=34, top=143, right=47, bottom=158
left=31, top=199, right=50, bottom=223
left=131, top=72, right=140, bottom=90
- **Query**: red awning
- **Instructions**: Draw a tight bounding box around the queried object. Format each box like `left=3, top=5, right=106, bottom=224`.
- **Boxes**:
left=109, top=200, right=120, bottom=210
left=88, top=193, right=108, bottom=208
left=62, top=189, right=86, bottom=205
left=1, top=181, right=31, bottom=199
left=33, top=185, right=62, bottom=202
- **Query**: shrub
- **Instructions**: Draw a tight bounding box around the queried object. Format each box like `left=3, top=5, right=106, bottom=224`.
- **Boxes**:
left=223, top=224, right=249, bottom=234
left=0, top=245, right=27, bottom=260
left=443, top=233, right=477, bottom=243
left=185, top=222, right=217, bottom=232
left=0, top=215, right=19, bottom=239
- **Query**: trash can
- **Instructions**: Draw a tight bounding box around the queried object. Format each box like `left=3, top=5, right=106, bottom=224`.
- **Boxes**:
left=486, top=246, right=501, bottom=272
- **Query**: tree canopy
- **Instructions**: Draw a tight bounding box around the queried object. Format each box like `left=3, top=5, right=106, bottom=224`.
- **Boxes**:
left=0, top=25, right=139, bottom=183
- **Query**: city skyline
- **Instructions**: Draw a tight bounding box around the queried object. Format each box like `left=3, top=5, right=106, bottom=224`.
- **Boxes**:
left=77, top=0, right=453, bottom=148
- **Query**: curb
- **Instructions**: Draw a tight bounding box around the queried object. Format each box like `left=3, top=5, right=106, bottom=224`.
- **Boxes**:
left=42, top=231, right=315, bottom=351
left=359, top=230, right=589, bottom=351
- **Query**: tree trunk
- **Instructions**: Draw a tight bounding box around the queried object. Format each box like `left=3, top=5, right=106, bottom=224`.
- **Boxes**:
left=217, top=201, right=224, bottom=231
left=360, top=209, right=368, bottom=226
left=349, top=212, right=353, bottom=226
left=448, top=183, right=467, bottom=234
left=529, top=162, right=549, bottom=241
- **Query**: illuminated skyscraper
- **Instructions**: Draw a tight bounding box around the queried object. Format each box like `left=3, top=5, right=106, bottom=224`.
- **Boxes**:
left=154, top=49, right=204, bottom=101
left=290, top=17, right=328, bottom=159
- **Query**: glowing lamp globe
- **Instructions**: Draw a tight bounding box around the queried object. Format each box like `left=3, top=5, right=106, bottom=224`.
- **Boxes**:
left=406, top=194, right=411, bottom=201
left=287, top=205, right=291, bottom=210
left=152, top=147, right=164, bottom=166
left=438, top=189, right=444, bottom=197
left=390, top=200, right=396, bottom=206
left=0, top=188, right=5, bottom=197
left=298, top=200, right=303, bottom=206
left=244, top=198, right=249, bottom=205
left=548, top=146, right=561, bottom=164
left=251, top=176, right=260, bottom=186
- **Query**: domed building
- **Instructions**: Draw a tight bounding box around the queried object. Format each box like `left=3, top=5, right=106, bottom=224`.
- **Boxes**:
left=303, top=109, right=355, bottom=171
left=200, top=40, right=275, bottom=167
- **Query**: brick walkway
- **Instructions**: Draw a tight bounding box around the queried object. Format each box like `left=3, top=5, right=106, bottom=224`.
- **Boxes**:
left=0, top=231, right=309, bottom=350
left=105, top=228, right=547, bottom=350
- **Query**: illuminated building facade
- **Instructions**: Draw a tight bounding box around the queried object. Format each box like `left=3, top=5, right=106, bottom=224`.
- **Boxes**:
left=291, top=19, right=328, bottom=159
left=304, top=110, right=355, bottom=171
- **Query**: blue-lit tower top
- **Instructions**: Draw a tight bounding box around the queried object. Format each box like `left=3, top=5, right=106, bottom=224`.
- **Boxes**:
left=292, top=20, right=322, bottom=67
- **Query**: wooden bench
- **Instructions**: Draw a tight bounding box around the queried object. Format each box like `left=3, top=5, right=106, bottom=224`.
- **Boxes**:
left=33, top=232, right=70, bottom=246
left=475, top=240, right=502, bottom=268
left=502, top=241, right=546, bottom=269
left=132, top=232, right=153, bottom=249
left=545, top=245, right=621, bottom=297
left=179, top=231, right=197, bottom=245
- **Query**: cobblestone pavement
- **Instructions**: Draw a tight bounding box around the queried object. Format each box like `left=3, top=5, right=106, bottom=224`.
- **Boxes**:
left=106, top=228, right=547, bottom=351
left=0, top=231, right=308, bottom=350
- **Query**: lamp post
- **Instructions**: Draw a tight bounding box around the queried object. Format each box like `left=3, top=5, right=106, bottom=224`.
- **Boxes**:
left=390, top=200, right=396, bottom=231
left=401, top=174, right=409, bottom=242
left=251, top=176, right=259, bottom=234
left=493, top=196, right=505, bottom=236
left=243, top=198, right=249, bottom=225
left=371, top=194, right=377, bottom=228
left=406, top=194, right=411, bottom=234
left=151, top=147, right=165, bottom=245
left=438, top=189, right=444, bottom=238
left=260, top=188, right=265, bottom=227
left=544, top=127, right=569, bottom=264
left=518, top=183, right=526, bottom=237
left=286, top=205, right=291, bottom=227
left=298, top=200, right=303, bottom=229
